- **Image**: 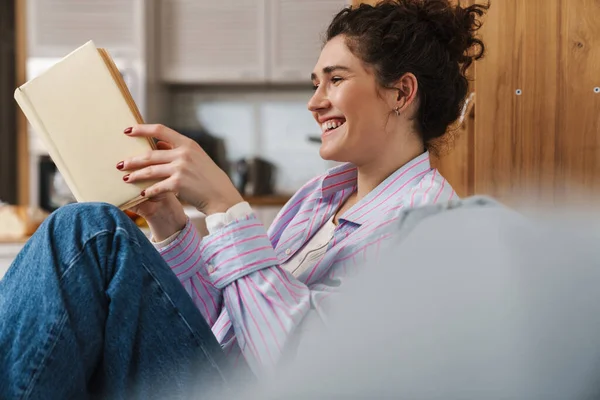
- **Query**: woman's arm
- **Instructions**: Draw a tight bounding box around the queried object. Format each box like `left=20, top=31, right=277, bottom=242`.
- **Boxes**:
left=152, top=218, right=223, bottom=326
left=200, top=212, right=318, bottom=376
left=151, top=202, right=255, bottom=327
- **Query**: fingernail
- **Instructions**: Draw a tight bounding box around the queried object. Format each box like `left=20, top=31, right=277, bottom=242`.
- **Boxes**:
left=140, top=190, right=146, bottom=197
left=123, top=174, right=130, bottom=182
left=116, top=161, right=124, bottom=170
left=124, top=127, right=133, bottom=134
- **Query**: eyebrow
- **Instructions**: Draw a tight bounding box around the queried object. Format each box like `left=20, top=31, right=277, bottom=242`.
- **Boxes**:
left=310, top=65, right=351, bottom=81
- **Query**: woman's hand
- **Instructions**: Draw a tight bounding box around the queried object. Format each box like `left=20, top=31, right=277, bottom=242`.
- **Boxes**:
left=121, top=140, right=187, bottom=242
left=120, top=124, right=244, bottom=216
left=128, top=192, right=188, bottom=243
left=126, top=141, right=179, bottom=218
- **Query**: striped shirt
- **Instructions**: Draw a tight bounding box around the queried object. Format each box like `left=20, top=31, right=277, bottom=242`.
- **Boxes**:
left=156, top=151, right=455, bottom=376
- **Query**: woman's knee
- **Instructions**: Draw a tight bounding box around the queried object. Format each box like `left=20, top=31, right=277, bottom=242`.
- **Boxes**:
left=44, top=202, right=138, bottom=237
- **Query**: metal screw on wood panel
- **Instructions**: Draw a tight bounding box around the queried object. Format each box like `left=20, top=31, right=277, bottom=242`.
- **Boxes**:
left=594, top=87, right=600, bottom=93
left=515, top=89, right=522, bottom=95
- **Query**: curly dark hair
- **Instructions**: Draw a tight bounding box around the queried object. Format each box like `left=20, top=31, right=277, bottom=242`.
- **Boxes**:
left=326, top=0, right=488, bottom=147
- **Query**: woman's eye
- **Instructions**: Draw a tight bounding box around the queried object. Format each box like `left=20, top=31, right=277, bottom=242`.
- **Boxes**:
left=331, top=77, right=343, bottom=84
left=312, top=84, right=319, bottom=90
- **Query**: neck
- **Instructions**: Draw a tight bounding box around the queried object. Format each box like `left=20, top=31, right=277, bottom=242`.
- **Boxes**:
left=354, top=142, right=425, bottom=201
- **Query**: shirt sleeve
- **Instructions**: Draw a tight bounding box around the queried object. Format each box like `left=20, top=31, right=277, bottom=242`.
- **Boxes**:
left=155, top=202, right=253, bottom=326
left=201, top=212, right=313, bottom=376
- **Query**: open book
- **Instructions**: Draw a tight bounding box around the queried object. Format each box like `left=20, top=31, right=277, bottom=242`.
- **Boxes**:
left=14, top=41, right=156, bottom=210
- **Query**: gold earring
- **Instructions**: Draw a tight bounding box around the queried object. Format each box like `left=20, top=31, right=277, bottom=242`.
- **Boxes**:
left=394, top=107, right=400, bottom=116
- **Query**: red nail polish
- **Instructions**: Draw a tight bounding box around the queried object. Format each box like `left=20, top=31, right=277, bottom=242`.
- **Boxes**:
left=124, top=127, right=133, bottom=134
left=140, top=190, right=146, bottom=197
left=123, top=174, right=130, bottom=182
left=116, top=161, right=124, bottom=170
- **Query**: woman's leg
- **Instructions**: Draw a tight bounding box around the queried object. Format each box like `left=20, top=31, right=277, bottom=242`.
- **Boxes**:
left=0, top=203, right=230, bottom=399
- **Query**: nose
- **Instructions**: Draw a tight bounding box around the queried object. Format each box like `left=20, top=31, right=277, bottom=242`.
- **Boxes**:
left=307, top=86, right=331, bottom=112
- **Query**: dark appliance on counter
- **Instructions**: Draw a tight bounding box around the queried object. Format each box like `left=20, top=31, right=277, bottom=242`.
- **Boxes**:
left=233, top=157, right=276, bottom=197
left=38, top=155, right=76, bottom=212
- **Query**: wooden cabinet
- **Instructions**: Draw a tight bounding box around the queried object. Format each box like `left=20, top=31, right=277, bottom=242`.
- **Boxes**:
left=27, top=0, right=142, bottom=57
left=474, top=0, right=600, bottom=205
left=24, top=0, right=161, bottom=119
left=268, top=0, right=348, bottom=83
left=160, top=0, right=348, bottom=83
left=160, top=0, right=267, bottom=83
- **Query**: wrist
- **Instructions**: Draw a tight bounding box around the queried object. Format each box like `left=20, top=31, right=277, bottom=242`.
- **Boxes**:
left=147, top=200, right=187, bottom=242
left=202, top=194, right=245, bottom=216
left=202, top=201, right=238, bottom=216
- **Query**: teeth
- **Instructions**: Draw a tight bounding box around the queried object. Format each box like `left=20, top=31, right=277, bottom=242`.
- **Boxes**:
left=321, top=120, right=344, bottom=132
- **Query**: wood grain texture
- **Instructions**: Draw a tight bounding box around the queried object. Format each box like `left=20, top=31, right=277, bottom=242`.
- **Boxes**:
left=474, top=0, right=528, bottom=204
left=476, top=0, right=599, bottom=205
left=554, top=0, right=600, bottom=204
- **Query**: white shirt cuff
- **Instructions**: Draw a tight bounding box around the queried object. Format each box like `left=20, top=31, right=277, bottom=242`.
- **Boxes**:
left=151, top=228, right=183, bottom=249
left=205, top=202, right=254, bottom=234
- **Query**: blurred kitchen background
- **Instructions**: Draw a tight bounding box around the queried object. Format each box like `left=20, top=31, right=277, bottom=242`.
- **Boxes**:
left=0, top=0, right=599, bottom=245
left=2, top=0, right=358, bottom=225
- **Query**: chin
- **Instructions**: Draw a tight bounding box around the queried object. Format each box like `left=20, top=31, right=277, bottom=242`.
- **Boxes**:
left=319, top=144, right=348, bottom=163
left=318, top=124, right=354, bottom=162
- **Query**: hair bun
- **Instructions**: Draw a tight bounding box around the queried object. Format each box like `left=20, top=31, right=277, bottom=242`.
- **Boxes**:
left=415, top=0, right=488, bottom=72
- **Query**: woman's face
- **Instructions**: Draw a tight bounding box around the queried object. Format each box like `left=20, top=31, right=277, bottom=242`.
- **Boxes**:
left=308, top=35, right=395, bottom=165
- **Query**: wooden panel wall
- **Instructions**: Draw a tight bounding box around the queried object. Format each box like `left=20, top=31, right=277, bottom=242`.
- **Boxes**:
left=475, top=0, right=600, bottom=205
left=554, top=0, right=600, bottom=204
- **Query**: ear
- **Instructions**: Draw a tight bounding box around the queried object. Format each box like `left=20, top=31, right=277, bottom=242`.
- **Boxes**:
left=391, top=73, right=418, bottom=113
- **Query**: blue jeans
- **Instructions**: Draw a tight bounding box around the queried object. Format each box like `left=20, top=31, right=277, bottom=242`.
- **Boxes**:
left=0, top=203, right=232, bottom=399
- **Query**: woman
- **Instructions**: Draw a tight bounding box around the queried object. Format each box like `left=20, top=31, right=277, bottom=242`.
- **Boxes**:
left=0, top=0, right=486, bottom=398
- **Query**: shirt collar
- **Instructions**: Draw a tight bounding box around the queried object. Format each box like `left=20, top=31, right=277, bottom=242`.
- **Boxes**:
left=317, top=162, right=359, bottom=199
left=330, top=151, right=432, bottom=226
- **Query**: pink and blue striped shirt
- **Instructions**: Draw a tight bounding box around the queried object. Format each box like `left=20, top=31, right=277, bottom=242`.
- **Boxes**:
left=156, top=151, right=455, bottom=376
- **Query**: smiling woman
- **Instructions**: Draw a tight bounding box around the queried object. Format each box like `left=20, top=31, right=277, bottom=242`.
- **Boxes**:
left=0, top=1, right=488, bottom=398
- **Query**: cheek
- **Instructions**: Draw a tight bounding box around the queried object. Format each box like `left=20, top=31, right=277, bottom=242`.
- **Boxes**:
left=338, top=87, right=381, bottom=124
left=330, top=83, right=363, bottom=115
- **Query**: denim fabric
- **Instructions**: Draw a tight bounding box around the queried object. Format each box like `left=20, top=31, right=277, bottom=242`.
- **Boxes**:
left=0, top=203, right=231, bottom=399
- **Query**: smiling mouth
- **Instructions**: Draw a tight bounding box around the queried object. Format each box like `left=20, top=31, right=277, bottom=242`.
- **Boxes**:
left=321, top=118, right=346, bottom=135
